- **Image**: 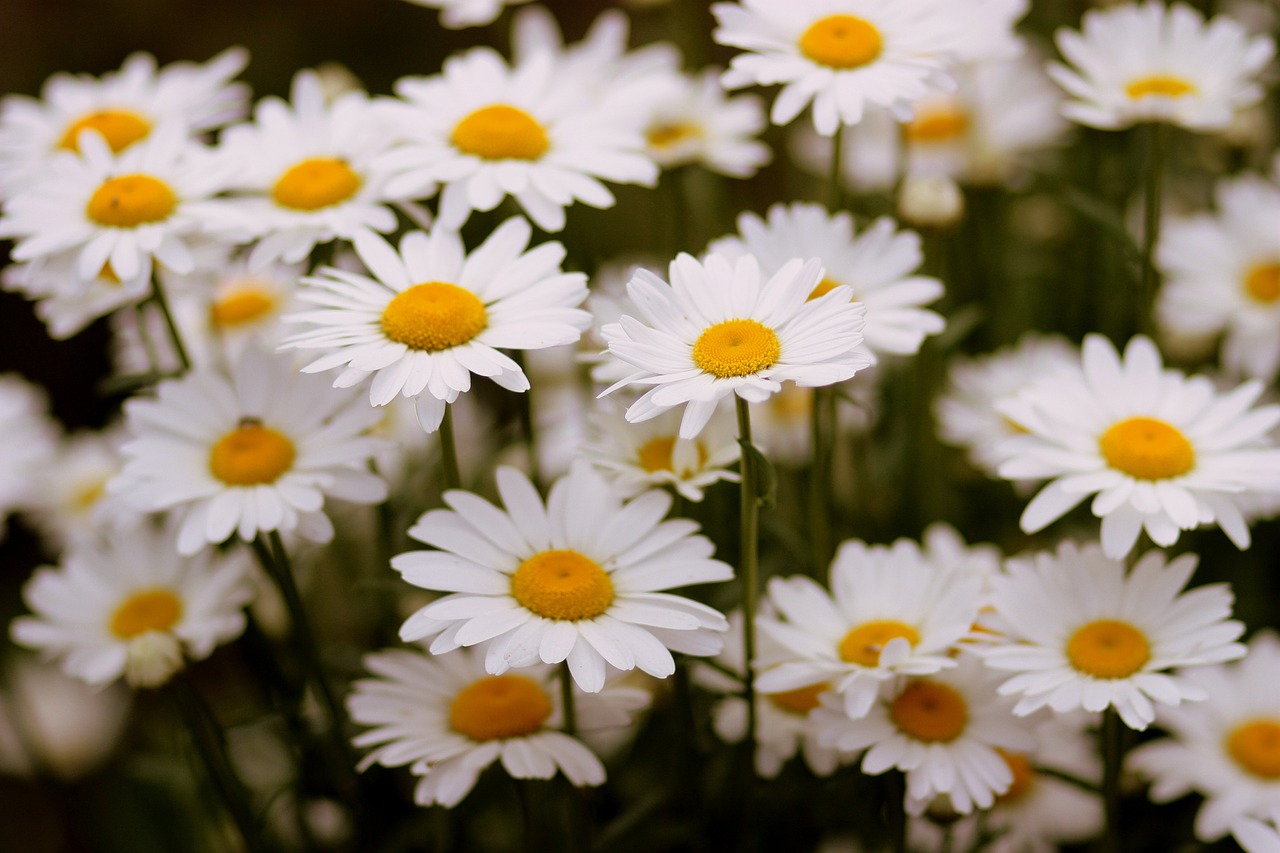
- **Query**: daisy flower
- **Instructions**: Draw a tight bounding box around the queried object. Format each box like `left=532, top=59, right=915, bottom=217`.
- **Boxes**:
left=708, top=203, right=945, bottom=358
left=642, top=69, right=771, bottom=179
left=398, top=0, right=532, bottom=29
left=0, top=375, right=57, bottom=536
left=712, top=0, right=963, bottom=135
left=755, top=536, right=983, bottom=719
left=392, top=462, right=733, bottom=692
left=1130, top=631, right=1280, bottom=841
left=1, top=248, right=152, bottom=340
left=980, top=541, right=1246, bottom=731
left=1048, top=2, right=1275, bottom=131
left=1236, top=817, right=1280, bottom=853
left=9, top=524, right=255, bottom=688
left=377, top=47, right=658, bottom=232
left=109, top=347, right=390, bottom=555
left=281, top=219, right=589, bottom=433
left=996, top=334, right=1280, bottom=558
left=348, top=646, right=649, bottom=807
left=600, top=251, right=871, bottom=440
left=1156, top=169, right=1280, bottom=382
left=25, top=425, right=140, bottom=551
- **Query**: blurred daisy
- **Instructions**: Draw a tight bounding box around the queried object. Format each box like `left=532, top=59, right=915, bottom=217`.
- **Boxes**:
left=934, top=0, right=1027, bottom=64
left=348, top=646, right=649, bottom=807
left=642, top=69, right=771, bottom=178
left=110, top=347, right=389, bottom=555
left=1236, top=817, right=1280, bottom=853
left=399, top=0, right=532, bottom=29
left=10, top=524, right=255, bottom=688
left=282, top=219, right=589, bottom=433
left=393, top=463, right=733, bottom=692
left=0, top=375, right=57, bottom=536
left=25, top=426, right=139, bottom=551
left=600, top=252, right=871, bottom=439
left=756, top=537, right=983, bottom=719
left=996, top=334, right=1280, bottom=558
left=199, top=258, right=305, bottom=363
left=1048, top=1, right=1274, bottom=131
left=980, top=541, right=1246, bottom=731
left=1, top=249, right=152, bottom=340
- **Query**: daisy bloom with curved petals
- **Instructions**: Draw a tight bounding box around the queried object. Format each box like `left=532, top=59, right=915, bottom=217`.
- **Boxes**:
left=399, top=0, right=531, bottom=28
left=756, top=537, right=983, bottom=719
left=1048, top=1, right=1274, bottom=131
left=392, top=462, right=733, bottom=693
left=377, top=47, right=658, bottom=232
left=26, top=426, right=140, bottom=551
left=1, top=249, right=152, bottom=340
left=600, top=251, right=871, bottom=440
left=642, top=69, right=771, bottom=179
left=813, top=652, right=1036, bottom=815
left=980, top=541, right=1246, bottom=731
left=10, top=524, right=255, bottom=689
left=712, top=0, right=962, bottom=135
left=708, top=202, right=945, bottom=358
left=1130, top=632, right=1280, bottom=841
left=281, top=218, right=589, bottom=433
left=0, top=375, right=57, bottom=536
left=996, top=334, right=1280, bottom=558
left=109, top=347, right=390, bottom=556
left=348, top=646, right=649, bottom=807
left=1236, top=817, right=1280, bottom=853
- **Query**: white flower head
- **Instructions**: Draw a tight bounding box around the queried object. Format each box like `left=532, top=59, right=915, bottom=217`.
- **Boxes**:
left=642, top=69, right=771, bottom=178
left=0, top=375, right=57, bottom=535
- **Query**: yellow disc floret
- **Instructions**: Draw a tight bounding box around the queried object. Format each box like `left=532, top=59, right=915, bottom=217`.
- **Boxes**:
left=1245, top=263, right=1280, bottom=304
left=838, top=620, right=921, bottom=667
left=86, top=174, right=177, bottom=227
left=60, top=109, right=152, bottom=153
left=905, top=106, right=971, bottom=144
left=209, top=421, right=297, bottom=486
left=1066, top=619, right=1150, bottom=679
left=647, top=122, right=702, bottom=151
left=450, top=674, right=552, bottom=741
left=996, top=750, right=1036, bottom=803
left=211, top=283, right=277, bottom=328
left=1099, top=416, right=1195, bottom=480
left=799, top=15, right=884, bottom=69
left=1125, top=75, right=1197, bottom=100
left=380, top=282, right=487, bottom=352
left=692, top=319, right=781, bottom=378
left=636, top=436, right=708, bottom=475
left=511, top=549, right=614, bottom=622
left=766, top=682, right=829, bottom=716
left=271, top=157, right=362, bottom=211
left=110, top=588, right=183, bottom=640
left=807, top=278, right=845, bottom=301
left=1226, top=719, right=1280, bottom=779
left=451, top=105, right=550, bottom=161
left=890, top=680, right=968, bottom=743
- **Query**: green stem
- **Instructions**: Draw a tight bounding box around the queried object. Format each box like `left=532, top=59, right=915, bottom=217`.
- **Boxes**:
left=560, top=661, right=577, bottom=737
left=438, top=403, right=462, bottom=491
left=150, top=272, right=192, bottom=373
left=735, top=397, right=759, bottom=761
left=1137, top=123, right=1168, bottom=338
left=1101, top=707, right=1125, bottom=853
left=808, top=387, right=836, bottom=577
left=512, top=353, right=542, bottom=486
left=829, top=125, right=846, bottom=213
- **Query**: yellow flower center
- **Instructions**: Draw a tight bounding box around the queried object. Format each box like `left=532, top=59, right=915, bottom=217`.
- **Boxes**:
left=451, top=105, right=550, bottom=161
left=1226, top=719, right=1280, bottom=779
left=807, top=277, right=848, bottom=302
left=72, top=480, right=107, bottom=511
left=799, top=14, right=884, bottom=69
left=380, top=282, right=487, bottom=352
left=1245, top=263, right=1280, bottom=304
left=691, top=319, right=781, bottom=378
left=890, top=680, right=968, bottom=743
left=110, top=588, right=183, bottom=640
left=510, top=549, right=615, bottom=622
left=838, top=620, right=921, bottom=667
left=59, top=109, right=152, bottom=153
left=209, top=421, right=296, bottom=486
left=211, top=282, right=278, bottom=328
left=1098, top=416, right=1195, bottom=480
left=271, top=157, right=362, bottom=211
left=647, top=122, right=701, bottom=150
left=85, top=174, right=177, bottom=227
left=449, top=674, right=552, bottom=741
left=905, top=106, right=971, bottom=144
left=996, top=750, right=1036, bottom=804
left=636, top=436, right=708, bottom=475
left=1125, top=75, right=1197, bottom=101
left=766, top=681, right=829, bottom=716
left=1066, top=619, right=1150, bottom=679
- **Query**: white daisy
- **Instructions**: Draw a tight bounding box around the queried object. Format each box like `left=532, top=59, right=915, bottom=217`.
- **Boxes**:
left=933, top=0, right=1028, bottom=64
left=377, top=47, right=658, bottom=232
left=9, top=523, right=255, bottom=688
left=708, top=203, right=945, bottom=358
left=392, top=462, right=733, bottom=692
left=1236, top=817, right=1280, bottom=853
left=712, top=0, right=963, bottom=135
left=642, top=69, right=771, bottom=178
left=600, top=251, right=872, bottom=439
left=998, top=334, right=1280, bottom=557
left=25, top=425, right=141, bottom=551
left=399, top=0, right=532, bottom=29
left=348, top=645, right=649, bottom=807
left=281, top=219, right=590, bottom=433
left=0, top=375, right=57, bottom=536
left=980, top=541, right=1246, bottom=731
left=1048, top=1, right=1275, bottom=131
left=109, top=346, right=390, bottom=555
left=1, top=248, right=153, bottom=340
left=755, top=536, right=983, bottom=719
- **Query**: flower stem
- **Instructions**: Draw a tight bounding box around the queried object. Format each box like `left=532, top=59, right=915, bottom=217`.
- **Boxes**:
left=1101, top=706, right=1125, bottom=853
left=830, top=125, right=846, bottom=213
left=438, top=403, right=462, bottom=491
left=809, top=387, right=836, bottom=576
left=512, top=353, right=542, bottom=486
left=1137, top=122, right=1167, bottom=338
left=150, top=271, right=192, bottom=373
left=560, top=661, right=577, bottom=737
left=734, top=396, right=759, bottom=758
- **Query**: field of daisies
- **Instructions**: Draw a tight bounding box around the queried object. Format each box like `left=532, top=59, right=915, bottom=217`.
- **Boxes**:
left=1, top=0, right=1280, bottom=850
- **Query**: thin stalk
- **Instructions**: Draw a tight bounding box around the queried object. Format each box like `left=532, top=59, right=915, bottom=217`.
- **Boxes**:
left=1137, top=122, right=1168, bottom=338
left=829, top=125, right=846, bottom=213
left=132, top=300, right=164, bottom=376
left=1101, top=707, right=1124, bottom=853
left=560, top=661, right=577, bottom=737
left=512, top=353, right=542, bottom=486
left=808, top=387, right=835, bottom=576
left=149, top=272, right=192, bottom=373
left=735, top=397, right=759, bottom=757
left=438, top=403, right=462, bottom=491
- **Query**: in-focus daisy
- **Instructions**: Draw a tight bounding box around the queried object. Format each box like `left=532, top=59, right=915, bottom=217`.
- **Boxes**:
left=756, top=537, right=983, bottom=719
left=393, top=463, right=733, bottom=692
left=348, top=645, right=649, bottom=807
left=600, top=251, right=871, bottom=439
left=399, top=0, right=532, bottom=29
left=0, top=375, right=57, bottom=536
left=642, top=69, right=771, bottom=179
left=980, top=541, right=1246, bottom=731
left=109, top=347, right=389, bottom=555
left=1048, top=1, right=1275, bottom=131
left=10, top=524, right=255, bottom=688
left=282, top=219, right=589, bottom=433
left=712, top=0, right=963, bottom=135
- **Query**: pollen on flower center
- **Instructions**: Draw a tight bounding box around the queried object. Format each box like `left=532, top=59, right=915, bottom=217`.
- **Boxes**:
left=1099, top=416, right=1195, bottom=480
left=691, top=319, right=781, bottom=378
left=511, top=549, right=615, bottom=622
left=1066, top=619, right=1150, bottom=679
left=1125, top=75, right=1197, bottom=100
left=890, top=680, right=968, bottom=743
left=906, top=106, right=971, bottom=144
left=209, top=421, right=296, bottom=486
left=996, top=750, right=1036, bottom=803
left=211, top=284, right=277, bottom=328
left=451, top=105, right=550, bottom=161
left=766, top=681, right=829, bottom=716
left=110, top=588, right=183, bottom=640
left=380, top=282, right=487, bottom=352
left=271, top=157, right=362, bottom=211
left=799, top=14, right=884, bottom=69
left=1245, top=263, right=1280, bottom=304
left=647, top=122, right=702, bottom=150
left=86, top=174, right=177, bottom=227
left=838, top=620, right=920, bottom=667
left=449, top=674, right=552, bottom=741
left=637, top=436, right=708, bottom=475
left=60, top=109, right=152, bottom=153
left=1226, top=719, right=1280, bottom=779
